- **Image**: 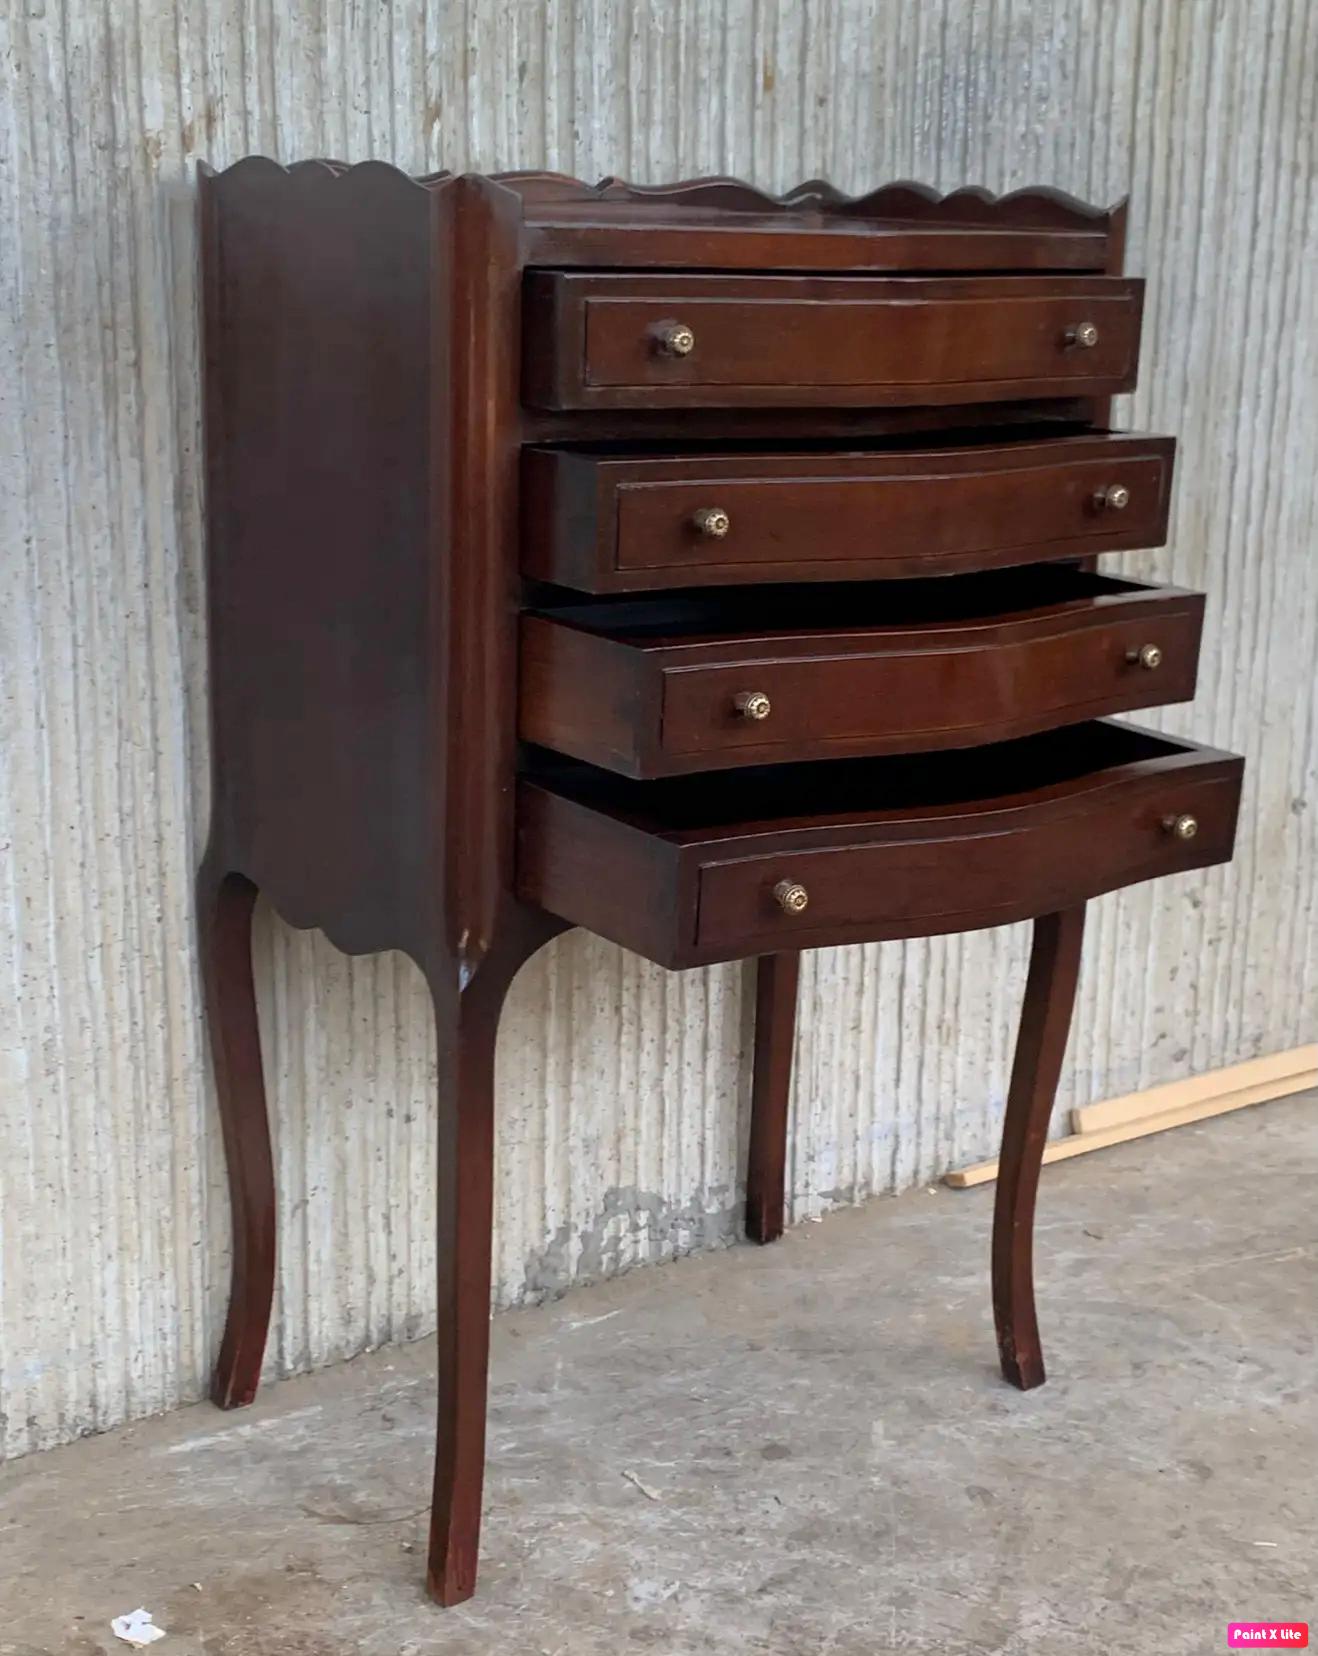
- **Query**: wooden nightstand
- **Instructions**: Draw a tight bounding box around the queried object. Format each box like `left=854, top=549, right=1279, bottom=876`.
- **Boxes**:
left=197, top=162, right=1242, bottom=1604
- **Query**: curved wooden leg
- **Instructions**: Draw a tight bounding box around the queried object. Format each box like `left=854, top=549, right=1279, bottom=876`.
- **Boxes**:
left=746, top=951, right=801, bottom=1244
left=425, top=918, right=561, bottom=1607
left=993, top=905, right=1086, bottom=1391
left=197, top=860, right=276, bottom=1410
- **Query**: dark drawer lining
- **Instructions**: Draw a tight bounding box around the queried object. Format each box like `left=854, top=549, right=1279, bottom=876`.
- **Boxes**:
left=524, top=723, right=1207, bottom=835
left=526, top=568, right=1164, bottom=641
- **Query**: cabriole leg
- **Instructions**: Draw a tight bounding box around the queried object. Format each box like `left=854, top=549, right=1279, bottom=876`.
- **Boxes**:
left=198, top=860, right=276, bottom=1410
left=424, top=919, right=560, bottom=1607
left=992, top=905, right=1087, bottom=1391
left=746, top=951, right=802, bottom=1244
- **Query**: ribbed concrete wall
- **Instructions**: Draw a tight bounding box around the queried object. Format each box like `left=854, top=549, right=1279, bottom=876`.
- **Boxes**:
left=1, top=0, right=1314, bottom=1457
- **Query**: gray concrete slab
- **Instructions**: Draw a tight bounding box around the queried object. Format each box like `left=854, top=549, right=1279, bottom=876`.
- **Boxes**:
left=1, top=1092, right=1314, bottom=1656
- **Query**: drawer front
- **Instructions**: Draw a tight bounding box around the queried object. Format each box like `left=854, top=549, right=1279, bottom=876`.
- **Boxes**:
left=659, top=595, right=1204, bottom=770
left=524, top=273, right=1143, bottom=410
left=520, top=579, right=1205, bottom=777
left=694, top=764, right=1240, bottom=958
left=516, top=729, right=1244, bottom=969
left=522, top=435, right=1175, bottom=591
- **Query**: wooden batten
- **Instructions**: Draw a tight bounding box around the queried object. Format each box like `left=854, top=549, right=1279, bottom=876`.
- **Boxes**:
left=943, top=1046, right=1317, bottom=1189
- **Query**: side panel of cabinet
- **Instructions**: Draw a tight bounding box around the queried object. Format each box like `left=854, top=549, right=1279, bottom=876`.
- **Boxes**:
left=202, top=160, right=438, bottom=957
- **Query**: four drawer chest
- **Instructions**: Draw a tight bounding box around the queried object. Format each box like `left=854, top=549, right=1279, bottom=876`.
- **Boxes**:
left=197, top=161, right=1243, bottom=1604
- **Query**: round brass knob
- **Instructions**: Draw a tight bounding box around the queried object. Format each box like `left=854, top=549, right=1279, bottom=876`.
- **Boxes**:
left=733, top=690, right=772, bottom=722
left=1163, top=813, right=1199, bottom=841
left=1127, top=642, right=1163, bottom=670
left=653, top=321, right=696, bottom=357
left=692, top=506, right=731, bottom=538
left=1096, top=483, right=1131, bottom=512
left=773, top=878, right=809, bottom=915
left=1066, top=321, right=1100, bottom=348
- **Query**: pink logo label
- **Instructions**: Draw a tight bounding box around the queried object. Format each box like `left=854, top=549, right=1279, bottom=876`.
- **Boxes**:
left=1228, top=1628, right=1308, bottom=1648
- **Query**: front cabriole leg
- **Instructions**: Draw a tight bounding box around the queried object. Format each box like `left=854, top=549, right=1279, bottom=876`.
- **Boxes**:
left=992, top=905, right=1086, bottom=1391
left=424, top=917, right=561, bottom=1607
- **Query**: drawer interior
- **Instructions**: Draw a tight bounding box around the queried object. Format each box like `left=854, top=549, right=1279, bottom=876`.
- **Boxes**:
left=525, top=722, right=1210, bottom=837
left=527, top=567, right=1155, bottom=644
left=527, top=421, right=1098, bottom=457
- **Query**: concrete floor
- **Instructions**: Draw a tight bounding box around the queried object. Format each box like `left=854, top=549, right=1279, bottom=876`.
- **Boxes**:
left=1, top=1093, right=1314, bottom=1656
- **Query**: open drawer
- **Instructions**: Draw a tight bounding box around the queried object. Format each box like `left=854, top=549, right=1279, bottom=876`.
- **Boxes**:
left=521, top=432, right=1175, bottom=591
left=520, top=568, right=1205, bottom=776
left=523, top=272, right=1143, bottom=410
left=516, top=722, right=1243, bottom=969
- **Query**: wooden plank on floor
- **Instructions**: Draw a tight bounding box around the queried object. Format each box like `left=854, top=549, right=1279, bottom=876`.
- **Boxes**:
left=1070, top=1045, right=1318, bottom=1135
left=942, top=1046, right=1317, bottom=1189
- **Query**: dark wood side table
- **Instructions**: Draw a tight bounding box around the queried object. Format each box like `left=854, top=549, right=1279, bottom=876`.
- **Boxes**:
left=197, top=162, right=1242, bottom=1605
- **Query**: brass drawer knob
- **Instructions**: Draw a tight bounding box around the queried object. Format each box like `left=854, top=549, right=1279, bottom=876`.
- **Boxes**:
left=1066, top=321, right=1100, bottom=349
left=653, top=320, right=696, bottom=357
left=1163, top=813, right=1199, bottom=841
left=692, top=506, right=731, bottom=538
left=733, top=690, right=772, bottom=721
left=1096, top=483, right=1131, bottom=511
left=773, top=878, right=809, bottom=915
left=1127, top=642, right=1163, bottom=670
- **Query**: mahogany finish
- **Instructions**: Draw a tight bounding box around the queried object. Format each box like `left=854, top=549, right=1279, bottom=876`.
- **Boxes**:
left=198, top=160, right=1240, bottom=1606
left=519, top=571, right=1204, bottom=776
left=196, top=864, right=273, bottom=1410
left=745, top=953, right=802, bottom=1246
left=523, top=273, right=1144, bottom=409
left=993, top=905, right=1088, bottom=1389
left=512, top=178, right=1116, bottom=273
left=517, top=726, right=1241, bottom=967
left=521, top=433, right=1175, bottom=590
